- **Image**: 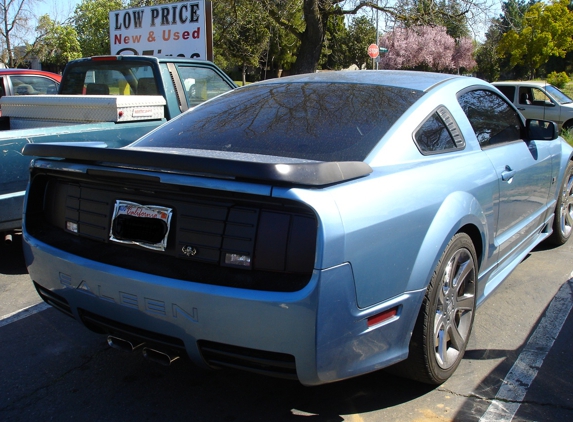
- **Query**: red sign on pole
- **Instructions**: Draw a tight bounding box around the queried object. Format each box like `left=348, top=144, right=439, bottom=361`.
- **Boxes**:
left=368, top=44, right=379, bottom=58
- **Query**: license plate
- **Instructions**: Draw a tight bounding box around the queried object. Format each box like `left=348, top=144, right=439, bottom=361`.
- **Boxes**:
left=110, top=200, right=173, bottom=251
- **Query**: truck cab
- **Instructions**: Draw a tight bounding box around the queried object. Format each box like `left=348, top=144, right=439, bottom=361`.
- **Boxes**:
left=58, top=55, right=235, bottom=117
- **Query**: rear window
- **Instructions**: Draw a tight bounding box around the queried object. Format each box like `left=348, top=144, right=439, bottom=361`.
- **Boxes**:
left=59, top=62, right=156, bottom=95
left=132, top=82, right=423, bottom=161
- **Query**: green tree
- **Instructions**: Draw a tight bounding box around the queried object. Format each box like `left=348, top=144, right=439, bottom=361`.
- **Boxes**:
left=342, top=15, right=377, bottom=69
left=213, top=1, right=270, bottom=85
left=261, top=0, right=484, bottom=74
left=474, top=24, right=502, bottom=81
left=29, top=15, right=82, bottom=71
left=498, top=0, right=573, bottom=79
left=318, top=13, right=348, bottom=70
left=73, top=0, right=125, bottom=57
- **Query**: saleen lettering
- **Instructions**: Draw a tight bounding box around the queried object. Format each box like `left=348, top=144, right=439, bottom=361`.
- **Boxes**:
left=73, top=277, right=199, bottom=323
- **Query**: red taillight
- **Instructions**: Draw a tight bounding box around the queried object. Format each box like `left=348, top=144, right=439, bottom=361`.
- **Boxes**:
left=367, top=306, right=398, bottom=327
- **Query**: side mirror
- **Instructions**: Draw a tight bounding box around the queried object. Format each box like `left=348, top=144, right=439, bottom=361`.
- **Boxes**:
left=526, top=119, right=558, bottom=140
left=544, top=100, right=555, bottom=107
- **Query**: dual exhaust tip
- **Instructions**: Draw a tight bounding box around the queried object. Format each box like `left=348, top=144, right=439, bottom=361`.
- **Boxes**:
left=107, top=335, right=180, bottom=366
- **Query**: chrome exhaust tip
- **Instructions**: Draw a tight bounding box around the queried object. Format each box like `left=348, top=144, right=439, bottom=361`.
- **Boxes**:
left=142, top=347, right=180, bottom=366
left=4, top=233, right=12, bottom=244
left=107, top=335, right=145, bottom=352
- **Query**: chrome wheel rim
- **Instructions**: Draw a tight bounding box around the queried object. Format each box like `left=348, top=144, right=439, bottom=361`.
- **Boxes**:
left=559, top=170, right=573, bottom=239
left=433, top=247, right=476, bottom=370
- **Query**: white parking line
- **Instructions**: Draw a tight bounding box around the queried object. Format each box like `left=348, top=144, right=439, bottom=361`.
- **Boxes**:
left=479, top=278, right=573, bottom=422
left=0, top=302, right=50, bottom=328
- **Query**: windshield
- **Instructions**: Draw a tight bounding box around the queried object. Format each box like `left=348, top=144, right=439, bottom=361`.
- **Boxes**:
left=131, top=82, right=423, bottom=162
left=546, top=85, right=573, bottom=104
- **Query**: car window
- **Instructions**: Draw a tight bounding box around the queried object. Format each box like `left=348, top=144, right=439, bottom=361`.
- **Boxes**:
left=133, top=82, right=424, bottom=161
left=414, top=107, right=464, bottom=154
left=519, top=86, right=552, bottom=106
left=496, top=85, right=515, bottom=103
left=458, top=89, right=522, bottom=148
left=11, top=76, right=59, bottom=95
left=175, top=65, right=235, bottom=107
left=60, top=62, right=156, bottom=95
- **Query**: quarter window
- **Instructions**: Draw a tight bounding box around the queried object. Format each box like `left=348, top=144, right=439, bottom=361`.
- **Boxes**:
left=415, top=107, right=463, bottom=154
left=458, top=89, right=522, bottom=147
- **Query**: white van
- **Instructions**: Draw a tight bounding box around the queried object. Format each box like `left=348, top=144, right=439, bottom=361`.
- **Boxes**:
left=493, top=81, right=573, bottom=131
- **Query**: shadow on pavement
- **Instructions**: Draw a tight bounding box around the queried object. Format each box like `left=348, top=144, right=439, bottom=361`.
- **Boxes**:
left=0, top=232, right=27, bottom=275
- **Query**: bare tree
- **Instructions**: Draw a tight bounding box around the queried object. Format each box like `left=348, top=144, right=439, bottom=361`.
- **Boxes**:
left=0, top=0, right=39, bottom=67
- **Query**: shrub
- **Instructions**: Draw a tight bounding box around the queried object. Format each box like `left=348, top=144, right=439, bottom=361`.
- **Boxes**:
left=547, top=71, right=570, bottom=89
left=561, top=128, right=573, bottom=147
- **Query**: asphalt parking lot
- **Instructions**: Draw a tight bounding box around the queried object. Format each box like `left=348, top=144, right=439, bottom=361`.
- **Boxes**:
left=1, top=233, right=572, bottom=421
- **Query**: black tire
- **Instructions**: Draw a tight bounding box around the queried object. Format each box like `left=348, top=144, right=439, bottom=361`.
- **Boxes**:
left=548, top=160, right=573, bottom=246
left=391, top=233, right=477, bottom=385
left=562, top=120, right=573, bottom=133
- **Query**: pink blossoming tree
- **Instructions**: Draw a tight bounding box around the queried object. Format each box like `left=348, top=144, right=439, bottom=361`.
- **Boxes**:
left=379, top=26, right=476, bottom=73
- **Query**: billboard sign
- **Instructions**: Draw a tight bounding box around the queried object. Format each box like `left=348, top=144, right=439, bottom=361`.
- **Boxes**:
left=109, top=1, right=212, bottom=60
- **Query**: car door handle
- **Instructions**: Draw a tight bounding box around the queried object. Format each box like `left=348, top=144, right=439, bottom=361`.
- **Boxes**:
left=502, top=165, right=515, bottom=181
left=517, top=107, right=526, bottom=110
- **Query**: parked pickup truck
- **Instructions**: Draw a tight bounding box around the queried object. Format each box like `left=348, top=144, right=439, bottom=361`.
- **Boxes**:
left=0, top=55, right=236, bottom=239
left=493, top=80, right=573, bottom=132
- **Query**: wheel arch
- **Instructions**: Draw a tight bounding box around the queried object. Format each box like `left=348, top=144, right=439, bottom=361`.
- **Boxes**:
left=552, top=144, right=573, bottom=199
left=406, top=191, right=487, bottom=296
left=562, top=119, right=573, bottom=132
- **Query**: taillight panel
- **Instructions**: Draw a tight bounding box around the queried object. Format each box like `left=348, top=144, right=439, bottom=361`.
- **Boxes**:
left=26, top=171, right=318, bottom=292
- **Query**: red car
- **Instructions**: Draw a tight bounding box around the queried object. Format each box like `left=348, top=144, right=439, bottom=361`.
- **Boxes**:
left=0, top=68, right=61, bottom=114
left=0, top=68, right=61, bottom=96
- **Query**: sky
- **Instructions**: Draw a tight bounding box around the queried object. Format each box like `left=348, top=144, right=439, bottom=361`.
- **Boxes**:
left=33, top=0, right=82, bottom=24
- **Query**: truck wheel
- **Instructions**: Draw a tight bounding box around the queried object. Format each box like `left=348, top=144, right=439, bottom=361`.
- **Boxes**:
left=548, top=160, right=573, bottom=246
left=391, top=233, right=477, bottom=385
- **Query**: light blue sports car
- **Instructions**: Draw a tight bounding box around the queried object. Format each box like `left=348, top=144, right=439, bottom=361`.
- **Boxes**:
left=22, top=70, right=573, bottom=386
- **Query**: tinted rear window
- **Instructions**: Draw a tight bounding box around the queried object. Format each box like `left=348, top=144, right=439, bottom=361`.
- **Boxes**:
left=132, top=82, right=423, bottom=161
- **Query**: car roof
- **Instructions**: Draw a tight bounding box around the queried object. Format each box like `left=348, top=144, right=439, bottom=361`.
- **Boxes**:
left=492, top=81, right=550, bottom=88
left=255, top=70, right=461, bottom=93
left=0, top=68, right=61, bottom=81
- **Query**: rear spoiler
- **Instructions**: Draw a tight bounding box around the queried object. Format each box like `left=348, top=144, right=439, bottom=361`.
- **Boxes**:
left=23, top=143, right=372, bottom=187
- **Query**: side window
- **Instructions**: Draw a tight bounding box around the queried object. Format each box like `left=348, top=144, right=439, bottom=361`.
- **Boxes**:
left=531, top=87, right=551, bottom=105
left=496, top=85, right=515, bottom=103
left=414, top=107, right=464, bottom=154
left=12, top=76, right=59, bottom=95
left=176, top=66, right=234, bottom=107
left=458, top=89, right=522, bottom=148
left=519, top=87, right=532, bottom=105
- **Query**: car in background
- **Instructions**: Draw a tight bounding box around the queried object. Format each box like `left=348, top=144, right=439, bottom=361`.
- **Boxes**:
left=493, top=80, right=573, bottom=131
left=22, top=70, right=573, bottom=386
left=0, top=68, right=61, bottom=97
left=0, top=68, right=61, bottom=115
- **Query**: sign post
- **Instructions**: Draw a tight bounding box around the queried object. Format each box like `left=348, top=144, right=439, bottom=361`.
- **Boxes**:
left=368, top=44, right=379, bottom=70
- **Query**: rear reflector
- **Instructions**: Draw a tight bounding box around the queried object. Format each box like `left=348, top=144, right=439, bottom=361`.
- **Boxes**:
left=367, top=306, right=398, bottom=327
